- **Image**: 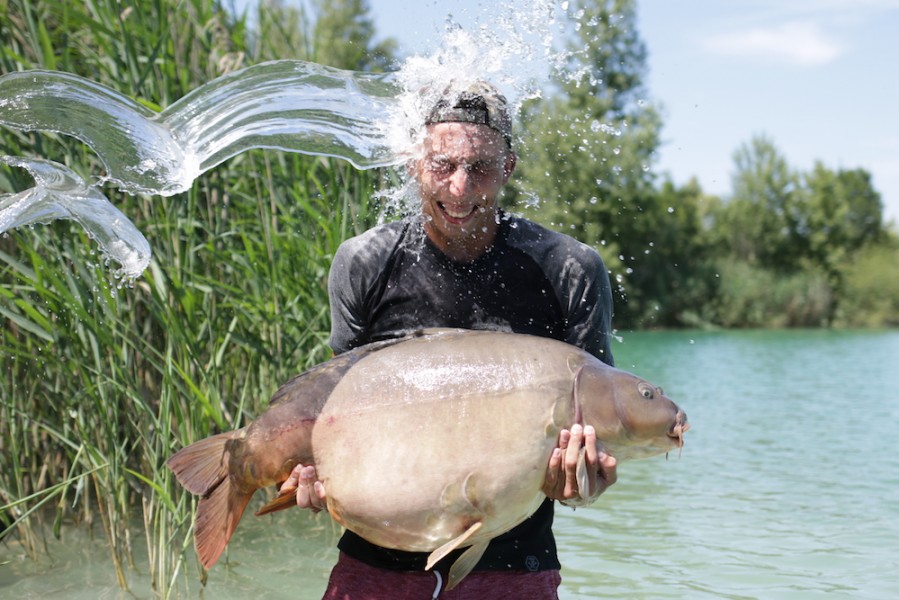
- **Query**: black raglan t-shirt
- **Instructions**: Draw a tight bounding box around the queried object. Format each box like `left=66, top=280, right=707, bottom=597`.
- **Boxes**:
left=326, top=211, right=615, bottom=573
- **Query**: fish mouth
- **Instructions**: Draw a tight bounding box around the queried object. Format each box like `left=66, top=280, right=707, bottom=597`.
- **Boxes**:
left=667, top=410, right=690, bottom=449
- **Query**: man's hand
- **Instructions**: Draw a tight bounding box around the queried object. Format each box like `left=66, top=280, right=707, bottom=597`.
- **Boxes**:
left=542, top=424, right=618, bottom=505
left=279, top=463, right=327, bottom=513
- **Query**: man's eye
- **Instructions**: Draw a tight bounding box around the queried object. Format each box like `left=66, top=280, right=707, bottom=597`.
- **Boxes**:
left=428, top=161, right=453, bottom=175
left=467, top=162, right=486, bottom=176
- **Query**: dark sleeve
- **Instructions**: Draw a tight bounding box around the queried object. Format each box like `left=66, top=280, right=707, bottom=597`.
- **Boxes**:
left=328, top=224, right=402, bottom=354
left=507, top=219, right=615, bottom=365
left=557, top=243, right=615, bottom=366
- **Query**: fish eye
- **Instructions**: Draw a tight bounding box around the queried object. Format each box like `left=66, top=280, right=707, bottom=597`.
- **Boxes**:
left=637, top=382, right=654, bottom=399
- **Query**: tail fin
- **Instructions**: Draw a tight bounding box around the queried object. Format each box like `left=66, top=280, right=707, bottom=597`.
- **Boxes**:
left=166, top=430, right=255, bottom=568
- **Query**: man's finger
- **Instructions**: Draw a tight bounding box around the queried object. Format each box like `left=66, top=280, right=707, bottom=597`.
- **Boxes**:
left=583, top=425, right=598, bottom=465
left=564, top=424, right=584, bottom=497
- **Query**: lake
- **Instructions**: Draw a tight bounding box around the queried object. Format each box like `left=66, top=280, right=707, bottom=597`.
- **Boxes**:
left=2, top=329, right=897, bottom=599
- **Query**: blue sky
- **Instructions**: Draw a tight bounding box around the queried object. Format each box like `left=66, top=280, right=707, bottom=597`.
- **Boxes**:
left=362, top=0, right=899, bottom=225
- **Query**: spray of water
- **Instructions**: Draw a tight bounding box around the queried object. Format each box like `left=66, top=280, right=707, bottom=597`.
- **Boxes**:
left=0, top=156, right=151, bottom=279
left=0, top=0, right=581, bottom=279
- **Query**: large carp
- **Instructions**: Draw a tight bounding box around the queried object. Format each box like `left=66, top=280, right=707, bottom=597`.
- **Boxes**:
left=167, top=329, right=688, bottom=589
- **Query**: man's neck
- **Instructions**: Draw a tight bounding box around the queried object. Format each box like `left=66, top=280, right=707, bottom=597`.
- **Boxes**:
left=424, top=216, right=500, bottom=263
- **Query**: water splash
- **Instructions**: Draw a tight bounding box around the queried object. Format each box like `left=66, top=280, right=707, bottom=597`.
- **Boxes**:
left=0, top=0, right=583, bottom=278
left=0, top=61, right=407, bottom=278
left=0, top=156, right=151, bottom=278
left=0, top=61, right=405, bottom=196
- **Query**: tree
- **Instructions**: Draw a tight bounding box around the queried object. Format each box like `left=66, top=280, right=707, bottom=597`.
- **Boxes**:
left=247, top=0, right=396, bottom=71
left=717, top=134, right=800, bottom=270
left=799, top=163, right=884, bottom=265
left=629, top=178, right=717, bottom=326
left=510, top=0, right=663, bottom=327
left=312, top=0, right=396, bottom=71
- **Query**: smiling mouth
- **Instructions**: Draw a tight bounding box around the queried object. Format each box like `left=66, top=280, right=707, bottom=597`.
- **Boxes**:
left=438, top=202, right=479, bottom=223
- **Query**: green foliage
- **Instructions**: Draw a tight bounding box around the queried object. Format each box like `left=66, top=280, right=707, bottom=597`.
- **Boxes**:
left=625, top=178, right=717, bottom=328
left=0, top=0, right=390, bottom=593
left=247, top=0, right=396, bottom=71
left=705, top=134, right=891, bottom=326
left=716, top=134, right=801, bottom=270
left=707, top=257, right=835, bottom=328
left=797, top=163, right=885, bottom=276
left=835, top=240, right=899, bottom=327
left=311, top=0, right=397, bottom=71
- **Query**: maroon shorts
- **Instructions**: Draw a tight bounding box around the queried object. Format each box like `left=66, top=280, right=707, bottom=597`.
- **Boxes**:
left=321, top=552, right=562, bottom=600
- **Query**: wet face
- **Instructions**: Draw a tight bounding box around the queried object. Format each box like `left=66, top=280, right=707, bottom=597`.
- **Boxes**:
left=412, top=122, right=516, bottom=262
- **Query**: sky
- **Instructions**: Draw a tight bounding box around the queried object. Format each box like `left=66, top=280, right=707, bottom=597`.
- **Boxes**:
left=358, top=0, right=899, bottom=225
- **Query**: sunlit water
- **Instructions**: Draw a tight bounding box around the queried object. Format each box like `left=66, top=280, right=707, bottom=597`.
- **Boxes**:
left=3, top=329, right=897, bottom=599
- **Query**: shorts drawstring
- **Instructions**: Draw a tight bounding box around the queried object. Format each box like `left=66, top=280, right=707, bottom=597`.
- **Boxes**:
left=431, top=570, right=443, bottom=599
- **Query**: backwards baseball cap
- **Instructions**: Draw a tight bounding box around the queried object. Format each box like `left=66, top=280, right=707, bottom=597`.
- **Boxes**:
left=424, top=81, right=513, bottom=148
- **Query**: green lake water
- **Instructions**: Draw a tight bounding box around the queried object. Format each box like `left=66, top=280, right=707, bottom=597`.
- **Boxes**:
left=2, top=329, right=898, bottom=599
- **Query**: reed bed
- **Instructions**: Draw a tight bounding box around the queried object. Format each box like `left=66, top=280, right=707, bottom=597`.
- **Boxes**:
left=1, top=0, right=384, bottom=595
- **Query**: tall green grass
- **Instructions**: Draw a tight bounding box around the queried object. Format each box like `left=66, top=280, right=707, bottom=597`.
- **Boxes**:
left=1, top=0, right=384, bottom=595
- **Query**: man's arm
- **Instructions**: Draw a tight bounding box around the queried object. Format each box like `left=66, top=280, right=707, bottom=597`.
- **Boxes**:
left=328, top=223, right=404, bottom=354
left=548, top=235, right=618, bottom=502
left=559, top=241, right=615, bottom=366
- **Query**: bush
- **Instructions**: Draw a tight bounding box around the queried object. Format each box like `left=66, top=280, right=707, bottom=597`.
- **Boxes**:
left=835, top=241, right=899, bottom=327
left=708, top=258, right=835, bottom=328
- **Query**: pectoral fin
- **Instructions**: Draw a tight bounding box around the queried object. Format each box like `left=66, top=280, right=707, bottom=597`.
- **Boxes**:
left=562, top=447, right=593, bottom=508
left=425, top=521, right=483, bottom=571
left=255, top=486, right=298, bottom=516
left=577, top=446, right=591, bottom=501
left=446, top=541, right=490, bottom=591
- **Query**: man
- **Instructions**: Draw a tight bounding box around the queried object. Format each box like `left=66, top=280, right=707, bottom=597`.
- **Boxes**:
left=281, top=81, right=618, bottom=599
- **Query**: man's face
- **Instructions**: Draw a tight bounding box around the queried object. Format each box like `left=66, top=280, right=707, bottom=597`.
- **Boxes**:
left=413, top=122, right=516, bottom=259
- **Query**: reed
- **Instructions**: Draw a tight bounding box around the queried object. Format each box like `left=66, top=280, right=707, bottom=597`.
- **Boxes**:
left=1, top=0, right=383, bottom=595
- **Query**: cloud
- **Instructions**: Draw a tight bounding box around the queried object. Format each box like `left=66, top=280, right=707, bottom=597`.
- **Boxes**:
left=702, top=21, right=844, bottom=67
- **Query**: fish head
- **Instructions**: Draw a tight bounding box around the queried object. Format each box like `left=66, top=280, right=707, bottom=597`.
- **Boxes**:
left=575, top=363, right=689, bottom=461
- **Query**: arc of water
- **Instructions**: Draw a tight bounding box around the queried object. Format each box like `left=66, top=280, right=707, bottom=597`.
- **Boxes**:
left=0, top=60, right=414, bottom=278
left=0, top=156, right=151, bottom=278
left=0, top=60, right=407, bottom=198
